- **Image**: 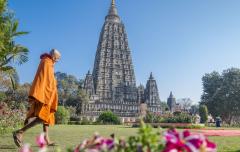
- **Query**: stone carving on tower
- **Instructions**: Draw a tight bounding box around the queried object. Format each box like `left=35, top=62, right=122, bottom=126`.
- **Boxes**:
left=83, top=70, right=95, bottom=99
left=137, top=84, right=145, bottom=103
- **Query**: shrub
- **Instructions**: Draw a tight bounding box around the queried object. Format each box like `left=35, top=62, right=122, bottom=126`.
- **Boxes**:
left=0, top=92, right=6, bottom=101
left=144, top=112, right=194, bottom=124
left=55, top=106, right=70, bottom=124
left=97, top=111, right=120, bottom=125
left=80, top=117, right=92, bottom=125
left=68, top=116, right=81, bottom=125
left=0, top=102, right=25, bottom=134
left=162, top=113, right=193, bottom=123
left=199, top=105, right=208, bottom=123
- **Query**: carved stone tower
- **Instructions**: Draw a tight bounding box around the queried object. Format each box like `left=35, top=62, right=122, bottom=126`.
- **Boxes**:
left=137, top=84, right=145, bottom=103
left=145, top=72, right=161, bottom=105
left=92, top=0, right=137, bottom=102
left=167, top=91, right=176, bottom=112
left=83, top=70, right=95, bottom=98
left=82, top=1, right=162, bottom=120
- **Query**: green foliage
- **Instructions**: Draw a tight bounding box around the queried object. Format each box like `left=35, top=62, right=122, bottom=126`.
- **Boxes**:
left=1, top=125, right=240, bottom=151
left=0, top=0, right=6, bottom=13
left=80, top=117, right=92, bottom=125
left=0, top=71, right=12, bottom=91
left=125, top=121, right=164, bottom=152
left=55, top=71, right=89, bottom=115
left=190, top=104, right=199, bottom=115
left=0, top=0, right=28, bottom=89
left=162, top=113, right=193, bottom=123
left=3, top=83, right=30, bottom=108
left=199, top=105, right=208, bottom=123
left=201, top=68, right=240, bottom=124
left=0, top=102, right=25, bottom=134
left=55, top=106, right=70, bottom=124
left=0, top=91, right=6, bottom=101
left=144, top=112, right=194, bottom=124
left=144, top=111, right=155, bottom=123
left=97, top=111, right=121, bottom=125
left=160, top=101, right=169, bottom=111
left=159, top=124, right=203, bottom=129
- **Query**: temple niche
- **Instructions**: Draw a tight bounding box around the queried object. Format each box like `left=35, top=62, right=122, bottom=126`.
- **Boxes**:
left=82, top=0, right=162, bottom=122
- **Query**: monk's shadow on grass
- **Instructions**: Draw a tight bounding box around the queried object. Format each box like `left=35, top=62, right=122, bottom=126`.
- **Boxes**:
left=0, top=145, right=16, bottom=150
left=118, top=126, right=134, bottom=128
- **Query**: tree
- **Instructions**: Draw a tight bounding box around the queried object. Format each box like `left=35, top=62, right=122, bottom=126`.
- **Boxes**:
left=0, top=0, right=28, bottom=89
left=201, top=71, right=222, bottom=118
left=189, top=104, right=199, bottom=115
left=0, top=71, right=11, bottom=91
left=0, top=0, right=7, bottom=42
left=55, top=72, right=80, bottom=105
left=65, top=89, right=89, bottom=115
left=4, top=82, right=30, bottom=108
left=97, top=111, right=120, bottom=125
left=55, top=71, right=89, bottom=114
left=55, top=106, right=70, bottom=124
left=201, top=68, right=240, bottom=124
left=160, top=101, right=169, bottom=111
left=177, top=98, right=193, bottom=111
left=199, top=105, right=208, bottom=123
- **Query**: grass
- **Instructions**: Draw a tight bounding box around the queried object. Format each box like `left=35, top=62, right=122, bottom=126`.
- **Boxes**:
left=0, top=125, right=240, bottom=152
left=208, top=136, right=240, bottom=152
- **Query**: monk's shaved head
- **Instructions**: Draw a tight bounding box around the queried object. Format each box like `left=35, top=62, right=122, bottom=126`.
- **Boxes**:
left=50, top=49, right=61, bottom=57
left=50, top=49, right=61, bottom=62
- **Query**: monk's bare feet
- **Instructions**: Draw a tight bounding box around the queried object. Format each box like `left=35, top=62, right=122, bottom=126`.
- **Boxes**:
left=44, top=135, right=55, bottom=146
left=13, top=131, right=23, bottom=147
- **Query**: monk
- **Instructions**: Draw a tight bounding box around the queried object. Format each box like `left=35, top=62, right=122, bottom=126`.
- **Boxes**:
left=13, top=49, right=61, bottom=147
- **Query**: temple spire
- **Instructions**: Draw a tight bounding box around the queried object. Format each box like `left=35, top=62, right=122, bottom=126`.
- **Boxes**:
left=112, top=0, right=115, bottom=6
left=149, top=72, right=154, bottom=80
left=105, top=0, right=120, bottom=23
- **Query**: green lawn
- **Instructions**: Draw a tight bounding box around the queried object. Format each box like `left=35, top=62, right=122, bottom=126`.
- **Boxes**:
left=0, top=125, right=240, bottom=152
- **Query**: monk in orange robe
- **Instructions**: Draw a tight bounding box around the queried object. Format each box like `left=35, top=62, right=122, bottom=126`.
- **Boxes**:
left=13, top=49, right=61, bottom=147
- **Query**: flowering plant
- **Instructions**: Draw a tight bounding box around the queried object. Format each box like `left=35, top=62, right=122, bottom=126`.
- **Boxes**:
left=71, top=122, right=216, bottom=152
left=20, top=122, right=216, bottom=152
left=0, top=102, right=25, bottom=135
left=163, top=129, right=216, bottom=152
left=20, top=133, right=47, bottom=152
left=73, top=133, right=115, bottom=152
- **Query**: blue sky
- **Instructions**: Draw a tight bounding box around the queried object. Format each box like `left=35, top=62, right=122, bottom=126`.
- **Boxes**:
left=9, top=0, right=240, bottom=102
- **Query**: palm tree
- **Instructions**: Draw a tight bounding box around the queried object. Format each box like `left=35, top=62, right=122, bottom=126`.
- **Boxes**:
left=0, top=0, right=28, bottom=89
left=0, top=0, right=6, bottom=13
left=0, top=0, right=7, bottom=49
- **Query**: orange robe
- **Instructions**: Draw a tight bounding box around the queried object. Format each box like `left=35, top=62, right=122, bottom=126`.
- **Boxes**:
left=26, top=55, right=58, bottom=125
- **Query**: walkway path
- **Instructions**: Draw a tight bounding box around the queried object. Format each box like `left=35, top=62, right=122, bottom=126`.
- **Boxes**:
left=193, top=129, right=240, bottom=136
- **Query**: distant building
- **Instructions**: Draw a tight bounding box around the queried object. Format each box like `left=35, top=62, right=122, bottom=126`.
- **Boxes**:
left=167, top=92, right=176, bottom=112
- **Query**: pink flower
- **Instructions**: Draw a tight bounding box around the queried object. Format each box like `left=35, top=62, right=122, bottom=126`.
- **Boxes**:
left=36, top=133, right=47, bottom=148
left=89, top=136, right=115, bottom=151
left=75, top=134, right=115, bottom=152
left=163, top=129, right=216, bottom=152
left=19, top=144, right=32, bottom=152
